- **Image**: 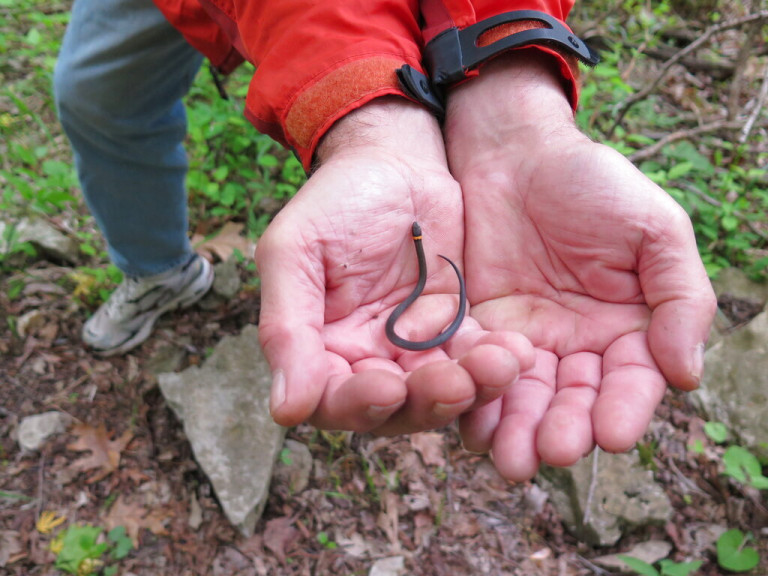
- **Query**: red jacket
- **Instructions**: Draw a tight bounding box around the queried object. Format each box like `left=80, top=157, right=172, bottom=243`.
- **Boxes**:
left=152, top=0, right=577, bottom=169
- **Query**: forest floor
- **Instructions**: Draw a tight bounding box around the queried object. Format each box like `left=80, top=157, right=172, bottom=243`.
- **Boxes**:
left=2, top=1, right=768, bottom=574
left=1, top=264, right=767, bottom=575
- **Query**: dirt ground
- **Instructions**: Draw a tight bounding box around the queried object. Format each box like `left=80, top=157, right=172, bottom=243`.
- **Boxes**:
left=1, top=262, right=767, bottom=576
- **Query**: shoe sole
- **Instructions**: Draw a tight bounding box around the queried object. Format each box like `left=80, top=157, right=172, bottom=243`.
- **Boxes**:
left=91, top=257, right=214, bottom=357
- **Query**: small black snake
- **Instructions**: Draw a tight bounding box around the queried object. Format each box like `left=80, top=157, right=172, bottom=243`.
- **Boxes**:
left=385, top=222, right=466, bottom=351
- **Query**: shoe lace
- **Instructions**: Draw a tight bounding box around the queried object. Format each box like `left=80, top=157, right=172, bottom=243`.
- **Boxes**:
left=100, top=276, right=147, bottom=317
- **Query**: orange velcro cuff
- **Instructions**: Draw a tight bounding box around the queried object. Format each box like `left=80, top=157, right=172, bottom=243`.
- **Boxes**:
left=245, top=57, right=415, bottom=171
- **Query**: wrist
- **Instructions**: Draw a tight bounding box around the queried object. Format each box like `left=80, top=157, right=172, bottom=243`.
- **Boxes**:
left=444, top=50, right=583, bottom=172
left=315, top=97, right=445, bottom=168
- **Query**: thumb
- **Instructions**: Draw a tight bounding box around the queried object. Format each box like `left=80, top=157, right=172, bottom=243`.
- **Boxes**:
left=641, top=208, right=717, bottom=391
left=256, top=222, right=330, bottom=426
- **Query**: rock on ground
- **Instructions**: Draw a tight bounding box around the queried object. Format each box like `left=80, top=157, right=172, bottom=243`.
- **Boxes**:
left=537, top=449, right=672, bottom=546
left=272, top=438, right=313, bottom=495
left=17, top=411, right=72, bottom=452
left=158, top=324, right=285, bottom=536
left=0, top=218, right=79, bottom=264
left=692, top=310, right=768, bottom=459
left=369, top=556, right=406, bottom=576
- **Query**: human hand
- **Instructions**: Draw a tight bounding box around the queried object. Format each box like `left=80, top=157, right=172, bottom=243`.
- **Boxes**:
left=256, top=98, right=534, bottom=436
left=443, top=52, right=717, bottom=481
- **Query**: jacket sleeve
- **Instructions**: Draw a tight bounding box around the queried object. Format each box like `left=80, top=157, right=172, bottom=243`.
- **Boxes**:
left=192, top=0, right=425, bottom=170
left=152, top=0, right=244, bottom=74
left=421, top=0, right=582, bottom=108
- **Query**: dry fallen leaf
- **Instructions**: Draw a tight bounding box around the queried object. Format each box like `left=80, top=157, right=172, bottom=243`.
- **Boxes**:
left=0, top=530, right=23, bottom=567
left=104, top=494, right=171, bottom=546
left=377, top=491, right=401, bottom=551
left=410, top=432, right=446, bottom=468
left=263, top=516, right=298, bottom=563
left=191, top=222, right=255, bottom=263
left=66, top=423, right=133, bottom=483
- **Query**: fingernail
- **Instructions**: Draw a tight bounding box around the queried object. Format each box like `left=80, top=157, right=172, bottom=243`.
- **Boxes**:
left=366, top=401, right=405, bottom=421
left=691, top=342, right=705, bottom=385
left=270, top=369, right=286, bottom=413
left=460, top=440, right=488, bottom=455
left=433, top=398, right=474, bottom=418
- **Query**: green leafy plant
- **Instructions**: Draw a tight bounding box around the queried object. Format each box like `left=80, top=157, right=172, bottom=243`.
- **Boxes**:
left=51, top=524, right=133, bottom=575
left=716, top=529, right=760, bottom=573
left=617, top=555, right=702, bottom=576
left=703, top=421, right=729, bottom=444
left=722, top=446, right=768, bottom=490
left=68, top=264, right=124, bottom=307
left=279, top=447, right=293, bottom=466
left=183, top=65, right=305, bottom=239
left=316, top=531, right=337, bottom=550
left=637, top=439, right=659, bottom=469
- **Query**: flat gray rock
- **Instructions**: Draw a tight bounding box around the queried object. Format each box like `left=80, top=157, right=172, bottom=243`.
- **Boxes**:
left=18, top=411, right=72, bottom=452
left=692, top=310, right=768, bottom=459
left=159, top=324, right=285, bottom=536
left=272, top=439, right=313, bottom=494
left=593, top=539, right=672, bottom=569
left=537, top=450, right=672, bottom=546
left=1, top=218, right=79, bottom=264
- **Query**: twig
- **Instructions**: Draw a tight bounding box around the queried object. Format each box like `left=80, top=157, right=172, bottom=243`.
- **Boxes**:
left=610, top=10, right=768, bottom=135
left=739, top=61, right=768, bottom=144
left=582, top=448, right=600, bottom=526
left=36, top=452, right=46, bottom=517
left=576, top=554, right=613, bottom=575
left=678, top=181, right=768, bottom=243
left=629, top=119, right=740, bottom=163
left=644, top=45, right=735, bottom=79
left=666, top=457, right=709, bottom=497
left=728, top=22, right=762, bottom=121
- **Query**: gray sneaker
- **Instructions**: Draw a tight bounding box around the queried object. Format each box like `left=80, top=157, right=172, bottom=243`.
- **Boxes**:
left=82, top=254, right=214, bottom=356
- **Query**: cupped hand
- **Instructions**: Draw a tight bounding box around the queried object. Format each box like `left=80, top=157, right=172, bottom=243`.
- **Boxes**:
left=443, top=53, right=717, bottom=481
left=256, top=99, right=534, bottom=436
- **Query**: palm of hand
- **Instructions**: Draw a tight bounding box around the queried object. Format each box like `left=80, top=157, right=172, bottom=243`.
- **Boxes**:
left=458, top=141, right=712, bottom=481
left=258, top=149, right=534, bottom=436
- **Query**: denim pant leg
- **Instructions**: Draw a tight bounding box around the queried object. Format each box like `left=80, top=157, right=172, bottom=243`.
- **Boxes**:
left=54, top=0, right=204, bottom=277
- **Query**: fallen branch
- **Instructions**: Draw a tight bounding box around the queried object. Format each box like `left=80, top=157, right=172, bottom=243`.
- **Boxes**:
left=678, top=182, right=768, bottom=244
left=629, top=119, right=742, bottom=163
left=610, top=11, right=768, bottom=135
left=739, top=62, right=768, bottom=144
left=729, top=22, right=763, bottom=121
left=582, top=448, right=600, bottom=526
left=644, top=46, right=735, bottom=79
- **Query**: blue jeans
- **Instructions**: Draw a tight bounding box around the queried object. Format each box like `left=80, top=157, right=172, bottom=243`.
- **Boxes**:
left=54, top=0, right=204, bottom=277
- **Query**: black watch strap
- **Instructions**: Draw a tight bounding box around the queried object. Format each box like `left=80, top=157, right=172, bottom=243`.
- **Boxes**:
left=425, top=10, right=599, bottom=86
left=396, top=64, right=446, bottom=117
left=396, top=11, right=598, bottom=119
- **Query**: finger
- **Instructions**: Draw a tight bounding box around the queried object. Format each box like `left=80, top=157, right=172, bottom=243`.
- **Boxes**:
left=450, top=329, right=536, bottom=407
left=371, top=360, right=476, bottom=436
left=640, top=205, right=717, bottom=391
left=459, top=398, right=502, bottom=453
left=448, top=329, right=536, bottom=373
left=593, top=331, right=667, bottom=453
left=457, top=343, right=523, bottom=406
left=256, top=221, right=331, bottom=427
left=309, top=370, right=408, bottom=431
left=490, top=350, right=558, bottom=482
left=537, top=352, right=601, bottom=467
